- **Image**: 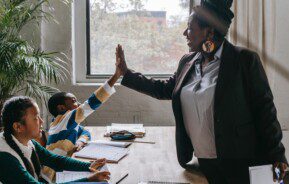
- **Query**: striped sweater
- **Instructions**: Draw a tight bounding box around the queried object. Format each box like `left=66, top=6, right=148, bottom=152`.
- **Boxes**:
left=46, top=82, right=115, bottom=155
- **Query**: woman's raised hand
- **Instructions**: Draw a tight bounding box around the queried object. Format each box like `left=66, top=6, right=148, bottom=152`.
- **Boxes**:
left=115, top=44, right=128, bottom=77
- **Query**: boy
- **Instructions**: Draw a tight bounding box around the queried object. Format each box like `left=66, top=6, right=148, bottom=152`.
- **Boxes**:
left=42, top=72, right=120, bottom=181
left=46, top=73, right=120, bottom=155
left=42, top=49, right=122, bottom=181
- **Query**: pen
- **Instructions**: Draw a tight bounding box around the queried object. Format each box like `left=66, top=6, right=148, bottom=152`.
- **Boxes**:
left=116, top=173, right=128, bottom=184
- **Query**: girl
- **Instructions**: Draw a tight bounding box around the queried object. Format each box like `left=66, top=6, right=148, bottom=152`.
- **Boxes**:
left=0, top=96, right=110, bottom=183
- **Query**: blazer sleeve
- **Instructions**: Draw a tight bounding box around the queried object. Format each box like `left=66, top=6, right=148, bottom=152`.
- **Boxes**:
left=245, top=51, right=287, bottom=164
left=121, top=54, right=192, bottom=100
left=121, top=70, right=176, bottom=100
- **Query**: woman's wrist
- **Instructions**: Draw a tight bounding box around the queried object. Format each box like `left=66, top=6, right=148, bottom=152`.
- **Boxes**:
left=114, top=72, right=122, bottom=79
left=122, top=68, right=129, bottom=77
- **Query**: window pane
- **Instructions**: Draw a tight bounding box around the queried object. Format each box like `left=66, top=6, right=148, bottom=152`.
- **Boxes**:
left=89, top=0, right=189, bottom=75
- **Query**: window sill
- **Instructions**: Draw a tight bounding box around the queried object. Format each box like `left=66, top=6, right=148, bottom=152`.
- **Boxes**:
left=73, top=82, right=122, bottom=87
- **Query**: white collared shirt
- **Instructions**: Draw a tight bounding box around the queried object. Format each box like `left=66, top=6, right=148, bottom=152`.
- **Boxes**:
left=11, top=135, right=37, bottom=178
left=180, top=43, right=224, bottom=159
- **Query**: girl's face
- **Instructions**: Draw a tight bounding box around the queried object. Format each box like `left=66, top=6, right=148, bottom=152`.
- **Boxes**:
left=21, top=103, right=44, bottom=140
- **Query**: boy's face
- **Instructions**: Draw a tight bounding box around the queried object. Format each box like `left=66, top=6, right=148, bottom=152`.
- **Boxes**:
left=64, top=93, right=81, bottom=110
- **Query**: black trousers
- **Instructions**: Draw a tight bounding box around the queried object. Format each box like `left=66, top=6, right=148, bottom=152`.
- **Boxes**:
left=198, top=158, right=258, bottom=184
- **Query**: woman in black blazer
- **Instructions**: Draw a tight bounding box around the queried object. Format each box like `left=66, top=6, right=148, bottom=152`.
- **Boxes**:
left=114, top=0, right=287, bottom=183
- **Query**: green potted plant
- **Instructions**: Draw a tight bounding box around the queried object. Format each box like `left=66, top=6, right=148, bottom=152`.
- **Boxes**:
left=0, top=0, right=69, bottom=129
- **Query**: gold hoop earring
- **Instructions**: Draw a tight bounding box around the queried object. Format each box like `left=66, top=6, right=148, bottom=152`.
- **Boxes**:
left=202, top=40, right=215, bottom=53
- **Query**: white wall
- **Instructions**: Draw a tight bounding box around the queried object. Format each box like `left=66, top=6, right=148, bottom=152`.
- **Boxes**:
left=272, top=0, right=289, bottom=131
left=39, top=1, right=289, bottom=133
left=273, top=0, right=289, bottom=160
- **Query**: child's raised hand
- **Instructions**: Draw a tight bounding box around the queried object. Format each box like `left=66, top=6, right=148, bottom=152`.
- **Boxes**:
left=88, top=171, right=110, bottom=182
left=89, top=158, right=107, bottom=171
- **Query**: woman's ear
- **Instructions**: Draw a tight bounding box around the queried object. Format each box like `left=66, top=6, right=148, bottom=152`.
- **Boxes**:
left=206, top=27, right=215, bottom=40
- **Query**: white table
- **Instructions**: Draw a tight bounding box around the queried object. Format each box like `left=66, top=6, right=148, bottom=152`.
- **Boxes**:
left=78, top=126, right=208, bottom=184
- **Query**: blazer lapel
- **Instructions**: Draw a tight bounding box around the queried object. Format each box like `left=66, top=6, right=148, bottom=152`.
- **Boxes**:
left=214, top=40, right=238, bottom=108
left=174, top=53, right=198, bottom=94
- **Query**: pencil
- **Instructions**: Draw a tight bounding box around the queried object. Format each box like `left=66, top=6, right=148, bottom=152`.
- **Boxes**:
left=116, top=173, right=128, bottom=184
left=112, top=140, right=155, bottom=144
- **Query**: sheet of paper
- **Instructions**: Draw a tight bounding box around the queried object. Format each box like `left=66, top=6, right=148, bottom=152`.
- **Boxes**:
left=249, top=165, right=278, bottom=184
left=56, top=165, right=109, bottom=183
left=63, top=165, right=109, bottom=173
left=111, top=123, right=143, bottom=128
left=56, top=171, right=91, bottom=183
left=74, top=143, right=129, bottom=163
left=110, top=123, right=145, bottom=132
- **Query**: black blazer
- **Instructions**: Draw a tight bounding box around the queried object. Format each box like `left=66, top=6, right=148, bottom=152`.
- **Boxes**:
left=121, top=40, right=287, bottom=168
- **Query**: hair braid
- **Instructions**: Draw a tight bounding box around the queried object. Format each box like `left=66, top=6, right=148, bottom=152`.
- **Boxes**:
left=3, top=127, right=35, bottom=176
left=1, top=96, right=38, bottom=177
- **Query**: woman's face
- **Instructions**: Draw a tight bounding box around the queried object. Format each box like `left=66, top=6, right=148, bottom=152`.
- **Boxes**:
left=183, top=13, right=207, bottom=52
left=21, top=103, right=44, bottom=140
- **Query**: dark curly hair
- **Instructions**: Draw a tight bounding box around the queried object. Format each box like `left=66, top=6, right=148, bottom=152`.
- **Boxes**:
left=193, top=0, right=234, bottom=41
left=1, top=96, right=41, bottom=178
left=48, top=92, right=68, bottom=117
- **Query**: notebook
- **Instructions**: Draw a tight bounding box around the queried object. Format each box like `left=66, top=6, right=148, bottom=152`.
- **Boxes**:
left=74, top=143, right=129, bottom=163
left=56, top=165, right=109, bottom=183
left=105, top=123, right=146, bottom=137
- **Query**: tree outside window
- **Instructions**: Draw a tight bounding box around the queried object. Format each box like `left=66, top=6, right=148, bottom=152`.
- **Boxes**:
left=89, top=0, right=190, bottom=75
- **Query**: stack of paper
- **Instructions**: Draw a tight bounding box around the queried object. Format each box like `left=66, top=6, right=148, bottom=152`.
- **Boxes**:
left=249, top=165, right=278, bottom=184
left=104, top=123, right=146, bottom=137
left=74, top=143, right=129, bottom=163
left=56, top=165, right=109, bottom=183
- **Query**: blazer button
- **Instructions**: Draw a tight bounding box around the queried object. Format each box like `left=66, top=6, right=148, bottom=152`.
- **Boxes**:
left=216, top=118, right=220, bottom=123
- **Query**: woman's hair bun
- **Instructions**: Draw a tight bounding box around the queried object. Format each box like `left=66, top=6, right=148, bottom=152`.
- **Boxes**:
left=226, top=0, right=233, bottom=8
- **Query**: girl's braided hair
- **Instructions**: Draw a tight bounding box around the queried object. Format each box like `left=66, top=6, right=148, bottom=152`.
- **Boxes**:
left=1, top=96, right=40, bottom=177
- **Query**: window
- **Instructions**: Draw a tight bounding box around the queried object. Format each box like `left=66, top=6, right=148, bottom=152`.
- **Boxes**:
left=73, top=0, right=192, bottom=83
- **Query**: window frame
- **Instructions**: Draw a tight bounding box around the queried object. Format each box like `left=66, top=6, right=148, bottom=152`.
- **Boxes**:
left=72, top=0, right=194, bottom=84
